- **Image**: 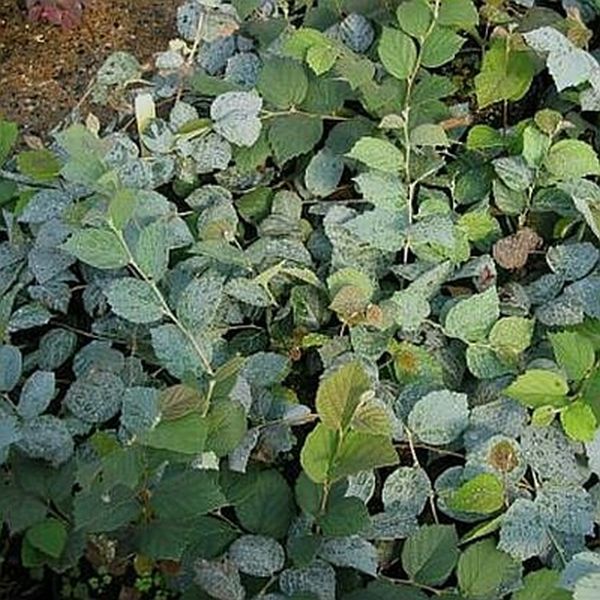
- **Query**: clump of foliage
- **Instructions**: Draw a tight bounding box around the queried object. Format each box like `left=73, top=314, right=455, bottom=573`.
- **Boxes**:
left=25, top=0, right=88, bottom=28
left=2, top=0, right=600, bottom=598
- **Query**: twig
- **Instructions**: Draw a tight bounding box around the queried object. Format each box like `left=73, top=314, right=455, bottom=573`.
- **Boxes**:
left=261, top=109, right=351, bottom=122
left=402, top=428, right=442, bottom=523
left=113, top=227, right=215, bottom=376
left=379, top=574, right=443, bottom=596
left=175, top=10, right=206, bottom=104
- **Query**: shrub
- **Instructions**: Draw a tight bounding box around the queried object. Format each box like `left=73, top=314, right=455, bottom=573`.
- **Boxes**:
left=1, top=0, right=600, bottom=598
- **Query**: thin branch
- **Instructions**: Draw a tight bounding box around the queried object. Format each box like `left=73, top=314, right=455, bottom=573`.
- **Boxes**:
left=379, top=574, right=444, bottom=596
left=261, top=109, right=351, bottom=122
left=112, top=227, right=215, bottom=376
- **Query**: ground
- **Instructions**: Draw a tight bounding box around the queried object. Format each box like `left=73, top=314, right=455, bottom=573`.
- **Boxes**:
left=0, top=0, right=178, bottom=136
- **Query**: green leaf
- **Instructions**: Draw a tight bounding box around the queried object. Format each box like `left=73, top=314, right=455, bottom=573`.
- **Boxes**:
left=191, top=72, right=241, bottom=97
left=151, top=324, right=210, bottom=378
left=467, top=344, right=513, bottom=379
left=561, top=179, right=600, bottom=242
left=378, top=27, right=417, bottom=80
left=62, top=229, right=129, bottom=270
left=159, top=384, right=207, bottom=421
left=101, top=446, right=144, bottom=490
left=346, top=580, right=428, bottom=600
left=560, top=400, right=597, bottom=442
left=460, top=515, right=504, bottom=545
left=194, top=559, right=245, bottom=600
left=17, top=371, right=55, bottom=420
left=20, top=538, right=45, bottom=569
left=295, top=472, right=324, bottom=516
left=382, top=465, right=431, bottom=516
left=574, top=573, right=600, bottom=600
left=545, top=140, right=600, bottom=180
left=449, top=473, right=505, bottom=514
left=397, top=0, right=432, bottom=38
left=64, top=371, right=123, bottom=424
left=467, top=125, right=505, bottom=150
left=336, top=52, right=376, bottom=90
left=0, top=344, right=22, bottom=392
left=523, top=26, right=598, bottom=97
left=438, top=0, right=479, bottom=28
left=513, top=568, right=572, bottom=600
left=105, top=278, right=164, bottom=324
left=17, top=149, right=60, bottom=181
left=421, top=26, right=465, bottom=68
left=305, top=148, right=344, bottom=197
left=229, top=534, right=285, bottom=577
left=495, top=155, right=533, bottom=190
left=0, top=120, right=18, bottom=165
left=177, top=275, right=223, bottom=331
left=205, top=400, right=247, bottom=457
left=234, top=469, right=294, bottom=539
left=401, top=524, right=459, bottom=586
left=284, top=27, right=329, bottom=57
left=351, top=396, right=393, bottom=436
left=318, top=536, right=378, bottom=576
left=0, top=415, right=22, bottom=453
left=25, top=519, right=67, bottom=559
left=505, top=369, right=569, bottom=408
left=489, top=317, right=534, bottom=361
left=531, top=405, right=556, bottom=427
left=268, top=114, right=323, bottom=164
left=549, top=331, right=595, bottom=381
left=457, top=539, right=521, bottom=600
left=408, top=390, right=469, bottom=445
left=522, top=126, right=550, bottom=168
left=347, top=136, right=404, bottom=173
left=493, top=180, right=526, bottom=215
left=186, top=516, right=239, bottom=559
left=108, top=188, right=136, bottom=230
left=444, top=287, right=499, bottom=343
left=210, top=91, right=262, bottom=147
left=307, top=45, right=339, bottom=76
left=138, top=520, right=194, bottom=561
left=316, top=361, right=371, bottom=431
left=151, top=471, right=226, bottom=521
left=134, top=221, right=169, bottom=281
left=301, top=424, right=338, bottom=483
left=0, top=483, right=47, bottom=533
left=258, top=57, right=309, bottom=109
left=410, top=123, right=450, bottom=147
left=475, top=38, right=535, bottom=108
left=333, top=431, right=398, bottom=480
left=56, top=124, right=107, bottom=185
left=279, top=560, right=336, bottom=599
left=139, top=413, right=208, bottom=454
left=319, top=496, right=370, bottom=537
left=232, top=0, right=261, bottom=19
left=301, top=424, right=398, bottom=483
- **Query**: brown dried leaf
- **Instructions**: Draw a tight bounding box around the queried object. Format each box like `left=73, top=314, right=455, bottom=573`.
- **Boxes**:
left=158, top=560, right=182, bottom=576
left=493, top=227, right=542, bottom=270
left=364, top=304, right=384, bottom=328
left=488, top=439, right=520, bottom=473
left=565, top=9, right=592, bottom=47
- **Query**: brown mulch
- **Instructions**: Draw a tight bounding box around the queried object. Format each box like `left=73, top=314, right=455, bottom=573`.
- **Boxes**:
left=0, top=0, right=179, bottom=135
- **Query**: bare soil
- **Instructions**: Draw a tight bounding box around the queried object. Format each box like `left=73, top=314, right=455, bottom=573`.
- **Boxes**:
left=0, top=0, right=178, bottom=135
